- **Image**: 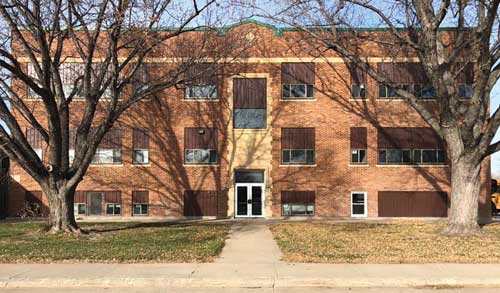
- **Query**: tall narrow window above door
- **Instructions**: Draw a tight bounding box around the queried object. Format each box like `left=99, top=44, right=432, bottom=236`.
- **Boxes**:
left=281, top=63, right=315, bottom=99
left=233, top=78, right=267, bottom=129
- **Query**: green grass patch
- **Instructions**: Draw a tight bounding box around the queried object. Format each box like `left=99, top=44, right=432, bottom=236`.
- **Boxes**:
left=271, top=221, right=500, bottom=263
left=0, top=221, right=229, bottom=263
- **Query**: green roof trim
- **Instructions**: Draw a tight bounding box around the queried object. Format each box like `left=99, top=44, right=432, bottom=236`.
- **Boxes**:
left=155, top=18, right=466, bottom=36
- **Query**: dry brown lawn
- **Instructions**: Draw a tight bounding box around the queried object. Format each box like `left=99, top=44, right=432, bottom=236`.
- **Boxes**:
left=270, top=221, right=500, bottom=263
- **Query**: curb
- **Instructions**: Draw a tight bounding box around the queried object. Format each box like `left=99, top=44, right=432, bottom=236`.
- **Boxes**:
left=2, top=277, right=500, bottom=289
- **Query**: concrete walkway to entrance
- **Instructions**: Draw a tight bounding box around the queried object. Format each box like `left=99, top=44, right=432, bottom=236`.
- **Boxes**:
left=215, top=222, right=282, bottom=264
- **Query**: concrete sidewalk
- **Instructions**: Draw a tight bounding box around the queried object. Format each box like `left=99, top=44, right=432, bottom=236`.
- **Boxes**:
left=1, top=263, right=500, bottom=289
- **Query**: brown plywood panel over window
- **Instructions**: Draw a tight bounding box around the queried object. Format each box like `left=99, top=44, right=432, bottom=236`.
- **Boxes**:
left=281, top=128, right=315, bottom=149
left=281, top=63, right=315, bottom=84
left=233, top=78, right=267, bottom=109
left=184, top=128, right=217, bottom=149
left=133, top=128, right=149, bottom=149
left=26, top=128, right=43, bottom=148
left=104, top=191, right=121, bottom=203
left=377, top=127, right=444, bottom=149
left=378, top=191, right=448, bottom=217
left=457, top=63, right=474, bottom=83
left=132, top=191, right=149, bottom=203
left=377, top=62, right=429, bottom=84
left=350, top=64, right=366, bottom=84
left=100, top=128, right=122, bottom=149
left=350, top=127, right=367, bottom=149
left=184, top=190, right=218, bottom=217
left=281, top=191, right=315, bottom=204
left=74, top=191, right=86, bottom=204
left=186, top=63, right=218, bottom=85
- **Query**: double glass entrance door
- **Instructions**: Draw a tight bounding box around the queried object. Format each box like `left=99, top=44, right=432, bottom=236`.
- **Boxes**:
left=235, top=183, right=264, bottom=217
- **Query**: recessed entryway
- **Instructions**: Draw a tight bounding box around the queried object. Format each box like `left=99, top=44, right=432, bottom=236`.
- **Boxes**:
left=234, top=169, right=265, bottom=217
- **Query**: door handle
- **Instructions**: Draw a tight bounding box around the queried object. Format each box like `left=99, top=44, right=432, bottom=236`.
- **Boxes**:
left=247, top=199, right=252, bottom=204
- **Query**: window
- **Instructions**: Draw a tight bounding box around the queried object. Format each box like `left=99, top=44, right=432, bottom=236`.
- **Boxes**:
left=351, top=192, right=367, bottom=217
left=351, top=84, right=366, bottom=99
left=233, top=78, right=267, bottom=129
left=26, top=128, right=43, bottom=160
left=281, top=191, right=315, bottom=216
left=233, top=109, right=266, bottom=129
left=413, top=149, right=446, bottom=164
left=185, top=149, right=217, bottom=164
left=132, top=191, right=149, bottom=216
left=133, top=128, right=149, bottom=164
left=92, top=148, right=121, bottom=164
left=282, top=203, right=314, bottom=215
left=350, top=66, right=366, bottom=99
left=281, top=149, right=315, bottom=164
left=414, top=84, right=435, bottom=99
left=184, top=128, right=218, bottom=165
left=74, top=203, right=86, bottom=215
left=458, top=83, right=473, bottom=98
left=186, top=85, right=217, bottom=99
left=91, top=129, right=122, bottom=164
left=281, top=128, right=315, bottom=165
left=350, top=127, right=367, bottom=164
left=106, top=203, right=121, bottom=215
left=378, top=84, right=411, bottom=98
left=185, top=63, right=218, bottom=100
left=281, top=63, right=315, bottom=99
left=377, top=128, right=446, bottom=165
left=282, top=84, right=314, bottom=99
left=351, top=149, right=367, bottom=164
left=378, top=149, right=412, bottom=164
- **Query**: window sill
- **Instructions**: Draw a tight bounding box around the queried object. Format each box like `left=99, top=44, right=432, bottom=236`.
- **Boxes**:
left=349, top=164, right=369, bottom=167
left=351, top=214, right=368, bottom=218
left=132, top=214, right=149, bottom=217
left=280, top=98, right=316, bottom=102
left=349, top=98, right=368, bottom=101
left=183, top=164, right=219, bottom=167
left=89, top=164, right=123, bottom=167
left=131, top=163, right=151, bottom=167
left=183, top=99, right=219, bottom=102
left=280, top=164, right=317, bottom=167
left=376, top=164, right=448, bottom=168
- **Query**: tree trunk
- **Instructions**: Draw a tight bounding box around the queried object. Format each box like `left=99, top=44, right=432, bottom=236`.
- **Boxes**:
left=46, top=186, right=81, bottom=234
left=441, top=156, right=484, bottom=236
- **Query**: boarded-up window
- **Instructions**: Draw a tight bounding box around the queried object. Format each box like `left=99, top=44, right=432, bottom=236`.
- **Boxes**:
left=26, top=128, right=43, bottom=159
left=378, top=191, right=448, bottom=217
left=133, top=128, right=149, bottom=149
left=104, top=191, right=121, bottom=204
left=457, top=63, right=474, bottom=84
left=281, top=191, right=315, bottom=204
left=233, top=78, right=267, bottom=109
left=377, top=127, right=444, bottom=149
left=74, top=191, right=86, bottom=204
left=132, top=190, right=149, bottom=203
left=186, top=63, right=218, bottom=85
left=184, top=190, right=218, bottom=217
left=100, top=128, right=122, bottom=149
left=281, top=128, right=315, bottom=149
left=184, top=128, right=217, bottom=149
left=281, top=191, right=315, bottom=216
left=377, top=62, right=429, bottom=84
left=281, top=63, right=315, bottom=85
left=350, top=127, right=367, bottom=149
left=350, top=65, right=366, bottom=85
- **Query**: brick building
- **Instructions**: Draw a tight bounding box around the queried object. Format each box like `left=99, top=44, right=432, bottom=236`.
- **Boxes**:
left=6, top=20, right=491, bottom=221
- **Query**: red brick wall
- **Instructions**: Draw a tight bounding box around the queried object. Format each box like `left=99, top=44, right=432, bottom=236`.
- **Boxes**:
left=6, top=22, right=491, bottom=219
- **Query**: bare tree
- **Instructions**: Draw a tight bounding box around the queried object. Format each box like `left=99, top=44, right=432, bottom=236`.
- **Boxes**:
left=0, top=0, right=231, bottom=233
left=251, top=0, right=500, bottom=235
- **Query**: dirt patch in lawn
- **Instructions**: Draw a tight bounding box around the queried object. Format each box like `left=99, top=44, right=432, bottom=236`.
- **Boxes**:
left=0, top=221, right=229, bottom=263
left=271, top=221, right=500, bottom=263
